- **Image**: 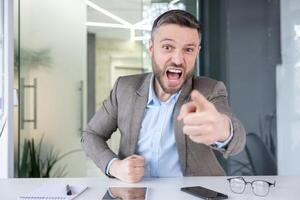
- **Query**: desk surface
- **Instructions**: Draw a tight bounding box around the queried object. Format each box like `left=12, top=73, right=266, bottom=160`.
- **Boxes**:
left=0, top=176, right=299, bottom=200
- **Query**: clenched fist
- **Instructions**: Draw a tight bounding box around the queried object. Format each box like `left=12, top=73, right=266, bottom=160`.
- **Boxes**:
left=109, top=155, right=145, bottom=183
left=177, top=90, right=231, bottom=145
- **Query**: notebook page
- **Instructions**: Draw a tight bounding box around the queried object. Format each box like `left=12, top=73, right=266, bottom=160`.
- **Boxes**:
left=18, top=183, right=88, bottom=200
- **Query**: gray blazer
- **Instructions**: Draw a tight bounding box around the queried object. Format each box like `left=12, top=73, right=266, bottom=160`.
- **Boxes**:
left=81, top=73, right=246, bottom=176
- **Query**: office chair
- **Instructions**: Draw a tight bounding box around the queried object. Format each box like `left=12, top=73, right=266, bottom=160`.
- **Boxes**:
left=245, top=132, right=277, bottom=175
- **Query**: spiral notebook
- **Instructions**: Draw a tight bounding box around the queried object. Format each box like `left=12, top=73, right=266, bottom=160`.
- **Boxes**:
left=18, top=183, right=88, bottom=200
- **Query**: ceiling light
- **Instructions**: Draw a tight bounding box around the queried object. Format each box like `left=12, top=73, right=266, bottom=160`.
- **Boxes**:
left=86, top=0, right=186, bottom=41
left=86, top=22, right=130, bottom=29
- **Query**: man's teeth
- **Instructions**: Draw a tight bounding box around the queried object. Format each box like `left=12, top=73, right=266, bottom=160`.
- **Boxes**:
left=168, top=69, right=182, bottom=73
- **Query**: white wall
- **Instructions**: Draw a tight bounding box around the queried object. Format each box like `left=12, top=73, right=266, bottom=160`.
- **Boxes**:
left=0, top=0, right=14, bottom=178
left=277, top=0, right=300, bottom=175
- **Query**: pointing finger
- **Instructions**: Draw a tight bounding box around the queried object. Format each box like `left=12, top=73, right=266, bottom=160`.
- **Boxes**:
left=177, top=101, right=198, bottom=120
left=190, top=90, right=212, bottom=111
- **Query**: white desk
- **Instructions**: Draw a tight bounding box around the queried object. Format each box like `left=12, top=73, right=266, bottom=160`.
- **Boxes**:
left=0, top=176, right=299, bottom=200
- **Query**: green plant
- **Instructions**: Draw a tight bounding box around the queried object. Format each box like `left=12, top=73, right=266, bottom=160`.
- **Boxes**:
left=19, top=135, right=81, bottom=178
left=14, top=44, right=52, bottom=72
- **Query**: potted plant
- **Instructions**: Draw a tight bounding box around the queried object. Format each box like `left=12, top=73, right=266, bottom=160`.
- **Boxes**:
left=19, top=135, right=81, bottom=178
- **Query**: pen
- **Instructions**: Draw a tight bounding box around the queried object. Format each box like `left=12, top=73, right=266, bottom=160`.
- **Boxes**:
left=66, top=184, right=72, bottom=196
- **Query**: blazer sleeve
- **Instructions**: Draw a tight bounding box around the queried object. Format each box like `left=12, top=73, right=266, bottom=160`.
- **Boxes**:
left=81, top=77, right=120, bottom=173
left=208, top=81, right=246, bottom=158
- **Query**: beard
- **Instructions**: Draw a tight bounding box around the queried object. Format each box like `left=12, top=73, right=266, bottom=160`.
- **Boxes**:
left=151, top=55, right=194, bottom=94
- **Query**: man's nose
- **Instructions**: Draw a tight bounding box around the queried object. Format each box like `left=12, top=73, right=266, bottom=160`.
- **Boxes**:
left=171, top=50, right=184, bottom=65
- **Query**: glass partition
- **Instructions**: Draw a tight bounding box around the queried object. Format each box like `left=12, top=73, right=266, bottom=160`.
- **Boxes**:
left=15, top=0, right=87, bottom=177
left=277, top=0, right=300, bottom=175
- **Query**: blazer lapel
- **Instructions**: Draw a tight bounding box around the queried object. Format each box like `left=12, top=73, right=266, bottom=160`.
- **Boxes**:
left=173, top=77, right=193, bottom=174
left=128, top=74, right=151, bottom=155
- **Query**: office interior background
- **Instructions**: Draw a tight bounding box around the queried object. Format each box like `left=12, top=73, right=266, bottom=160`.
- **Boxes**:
left=0, top=0, right=300, bottom=178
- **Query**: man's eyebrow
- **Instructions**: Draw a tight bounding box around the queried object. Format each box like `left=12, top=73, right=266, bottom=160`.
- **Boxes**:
left=185, top=43, right=199, bottom=47
left=159, top=39, right=199, bottom=47
left=160, top=38, right=175, bottom=43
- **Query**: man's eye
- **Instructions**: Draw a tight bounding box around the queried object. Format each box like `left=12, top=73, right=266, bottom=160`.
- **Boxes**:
left=186, top=48, right=195, bottom=53
left=162, top=45, right=173, bottom=51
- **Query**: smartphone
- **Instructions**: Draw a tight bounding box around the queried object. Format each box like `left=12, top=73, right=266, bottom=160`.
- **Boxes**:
left=181, top=186, right=228, bottom=200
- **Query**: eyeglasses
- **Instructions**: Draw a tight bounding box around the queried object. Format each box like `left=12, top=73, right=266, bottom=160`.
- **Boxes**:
left=227, top=177, right=276, bottom=197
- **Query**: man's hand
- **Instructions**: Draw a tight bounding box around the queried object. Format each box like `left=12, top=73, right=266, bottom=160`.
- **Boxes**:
left=177, top=90, right=230, bottom=145
left=109, top=155, right=145, bottom=183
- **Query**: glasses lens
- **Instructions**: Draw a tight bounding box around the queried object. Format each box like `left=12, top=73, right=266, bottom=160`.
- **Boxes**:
left=229, top=178, right=245, bottom=194
left=252, top=181, right=270, bottom=196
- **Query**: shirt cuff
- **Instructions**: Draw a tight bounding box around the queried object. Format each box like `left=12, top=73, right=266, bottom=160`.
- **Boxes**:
left=213, top=118, right=234, bottom=148
left=105, top=158, right=119, bottom=178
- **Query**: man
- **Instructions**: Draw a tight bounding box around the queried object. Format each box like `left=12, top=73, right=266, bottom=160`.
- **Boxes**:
left=81, top=10, right=245, bottom=183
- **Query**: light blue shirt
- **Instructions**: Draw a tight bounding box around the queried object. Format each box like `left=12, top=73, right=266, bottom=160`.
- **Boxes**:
left=136, top=77, right=183, bottom=177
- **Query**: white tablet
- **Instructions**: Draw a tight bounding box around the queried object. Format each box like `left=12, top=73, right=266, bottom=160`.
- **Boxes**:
left=102, top=187, right=148, bottom=200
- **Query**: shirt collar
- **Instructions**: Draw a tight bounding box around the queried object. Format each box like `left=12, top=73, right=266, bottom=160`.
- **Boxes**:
left=147, top=75, right=181, bottom=106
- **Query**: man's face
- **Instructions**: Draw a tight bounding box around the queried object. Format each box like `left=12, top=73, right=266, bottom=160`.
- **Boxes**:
left=149, top=24, right=200, bottom=94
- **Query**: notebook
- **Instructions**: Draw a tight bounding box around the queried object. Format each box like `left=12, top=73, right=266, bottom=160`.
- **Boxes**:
left=18, top=183, right=88, bottom=200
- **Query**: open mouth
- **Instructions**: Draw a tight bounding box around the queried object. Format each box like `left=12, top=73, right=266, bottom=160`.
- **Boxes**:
left=166, top=68, right=183, bottom=87
left=166, top=68, right=183, bottom=80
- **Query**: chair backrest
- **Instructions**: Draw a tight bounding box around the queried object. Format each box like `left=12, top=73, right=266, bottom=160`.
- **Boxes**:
left=245, top=132, right=277, bottom=175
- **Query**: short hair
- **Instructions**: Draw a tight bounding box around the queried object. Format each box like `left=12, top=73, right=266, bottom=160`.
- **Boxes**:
left=151, top=9, right=201, bottom=40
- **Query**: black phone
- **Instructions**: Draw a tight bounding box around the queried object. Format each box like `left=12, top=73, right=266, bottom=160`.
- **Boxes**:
left=181, top=186, right=228, bottom=200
